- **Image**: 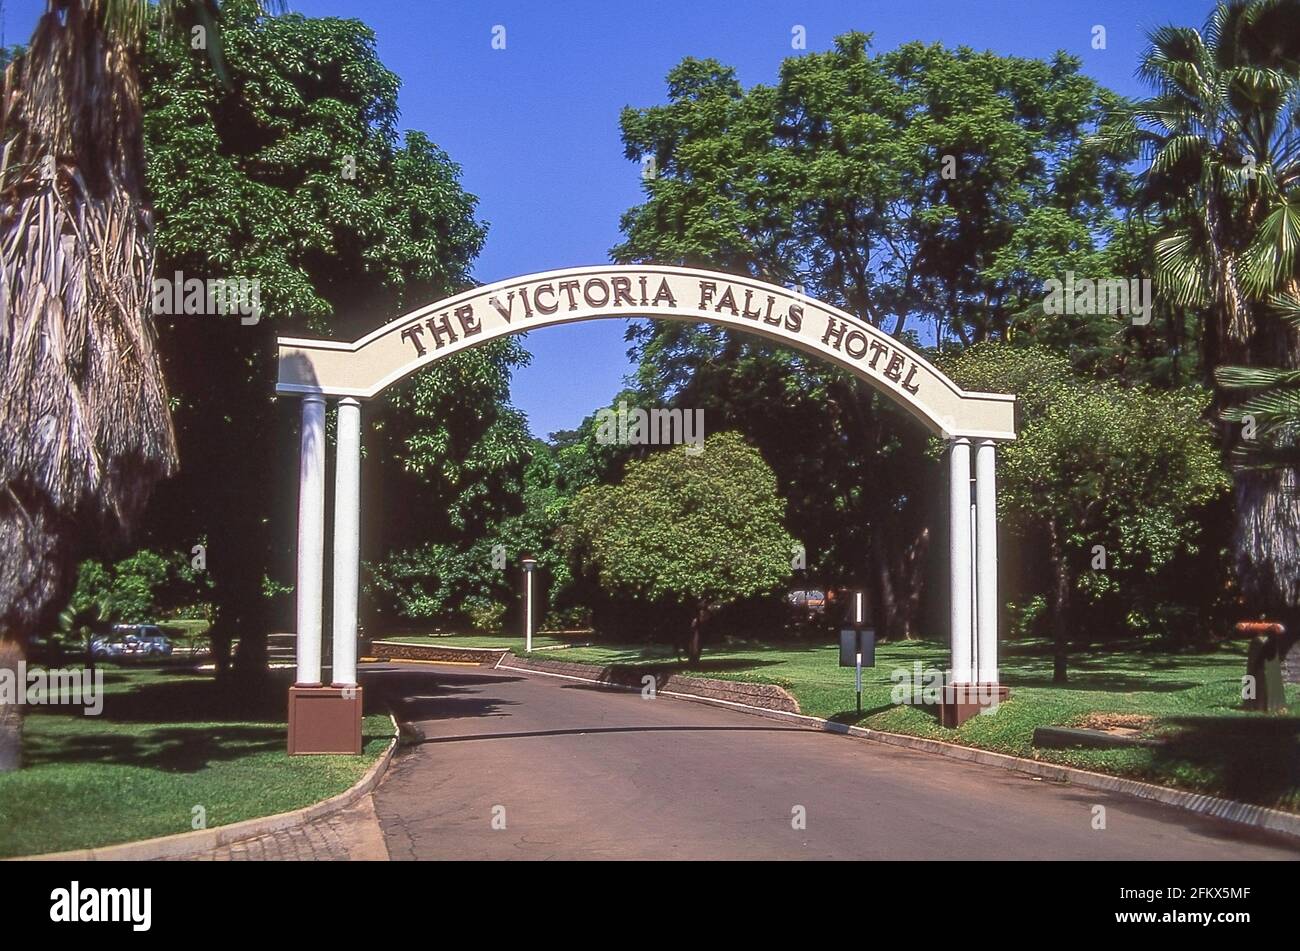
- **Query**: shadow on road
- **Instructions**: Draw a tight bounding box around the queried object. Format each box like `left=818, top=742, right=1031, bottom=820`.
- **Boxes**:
left=364, top=667, right=525, bottom=724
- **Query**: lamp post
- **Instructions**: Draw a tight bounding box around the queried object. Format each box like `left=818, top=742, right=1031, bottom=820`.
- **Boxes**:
left=853, top=591, right=864, bottom=714
left=839, top=590, right=874, bottom=715
left=521, top=556, right=537, bottom=652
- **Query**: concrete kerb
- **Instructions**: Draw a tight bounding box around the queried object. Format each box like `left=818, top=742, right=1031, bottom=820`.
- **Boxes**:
left=495, top=655, right=1300, bottom=843
left=10, top=713, right=400, bottom=862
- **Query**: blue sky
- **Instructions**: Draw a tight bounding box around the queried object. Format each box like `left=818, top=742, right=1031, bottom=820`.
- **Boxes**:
left=4, top=0, right=1215, bottom=437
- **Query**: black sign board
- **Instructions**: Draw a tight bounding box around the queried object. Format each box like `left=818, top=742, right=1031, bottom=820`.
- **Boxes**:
left=839, top=627, right=876, bottom=668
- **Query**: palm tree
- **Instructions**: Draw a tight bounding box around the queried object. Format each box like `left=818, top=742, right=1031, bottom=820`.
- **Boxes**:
left=1129, top=0, right=1300, bottom=625
left=0, top=1, right=253, bottom=770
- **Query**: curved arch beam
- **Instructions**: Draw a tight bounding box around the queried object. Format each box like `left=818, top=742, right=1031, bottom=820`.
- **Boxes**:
left=276, top=265, right=1015, bottom=440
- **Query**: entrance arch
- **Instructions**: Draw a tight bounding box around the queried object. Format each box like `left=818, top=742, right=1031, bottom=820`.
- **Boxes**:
left=277, top=265, right=1017, bottom=751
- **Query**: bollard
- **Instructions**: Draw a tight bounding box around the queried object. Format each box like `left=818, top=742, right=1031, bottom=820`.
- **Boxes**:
left=1239, top=621, right=1287, bottom=712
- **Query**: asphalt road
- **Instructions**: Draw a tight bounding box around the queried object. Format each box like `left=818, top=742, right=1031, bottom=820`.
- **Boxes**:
left=366, top=663, right=1300, bottom=860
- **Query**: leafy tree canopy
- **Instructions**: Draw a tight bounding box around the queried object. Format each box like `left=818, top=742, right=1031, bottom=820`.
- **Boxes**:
left=564, top=432, right=794, bottom=659
left=612, top=34, right=1142, bottom=638
left=137, top=1, right=527, bottom=667
left=618, top=32, right=1136, bottom=343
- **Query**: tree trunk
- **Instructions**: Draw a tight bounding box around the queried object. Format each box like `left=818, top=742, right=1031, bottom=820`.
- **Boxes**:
left=871, top=527, right=898, bottom=638
left=688, top=604, right=706, bottom=666
left=870, top=523, right=930, bottom=640
left=0, top=640, right=23, bottom=772
left=206, top=329, right=276, bottom=684
left=210, top=621, right=233, bottom=679
left=149, top=320, right=278, bottom=685
left=1231, top=304, right=1300, bottom=615
left=1234, top=467, right=1300, bottom=614
left=893, top=521, right=930, bottom=639
left=1203, top=193, right=1251, bottom=363
left=1048, top=522, right=1071, bottom=684
left=855, top=387, right=931, bottom=641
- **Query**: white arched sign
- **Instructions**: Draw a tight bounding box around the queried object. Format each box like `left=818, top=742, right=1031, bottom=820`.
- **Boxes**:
left=277, top=264, right=1016, bottom=754
left=277, top=265, right=1015, bottom=441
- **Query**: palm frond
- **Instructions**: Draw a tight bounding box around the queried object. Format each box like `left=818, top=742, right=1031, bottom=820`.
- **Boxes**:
left=1153, top=228, right=1211, bottom=305
left=1241, top=197, right=1300, bottom=295
left=1267, top=288, right=1300, bottom=324
left=1216, top=364, right=1300, bottom=389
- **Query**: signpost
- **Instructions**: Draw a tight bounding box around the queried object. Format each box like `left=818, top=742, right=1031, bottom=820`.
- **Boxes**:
left=839, top=591, right=875, bottom=714
left=521, top=556, right=537, bottom=653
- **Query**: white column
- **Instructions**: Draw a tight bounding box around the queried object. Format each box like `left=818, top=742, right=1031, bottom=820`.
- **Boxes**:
left=970, top=497, right=978, bottom=649
left=525, top=572, right=533, bottom=653
left=332, top=398, right=362, bottom=687
left=296, top=395, right=326, bottom=686
left=521, top=557, right=537, bottom=652
left=949, top=438, right=973, bottom=684
left=975, top=439, right=999, bottom=684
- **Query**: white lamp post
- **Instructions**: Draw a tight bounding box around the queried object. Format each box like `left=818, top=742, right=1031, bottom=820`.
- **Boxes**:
left=521, top=556, right=537, bottom=652
left=853, top=591, right=864, bottom=713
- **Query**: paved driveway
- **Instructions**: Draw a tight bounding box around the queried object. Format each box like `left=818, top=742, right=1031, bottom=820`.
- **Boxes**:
left=366, top=663, right=1300, bottom=860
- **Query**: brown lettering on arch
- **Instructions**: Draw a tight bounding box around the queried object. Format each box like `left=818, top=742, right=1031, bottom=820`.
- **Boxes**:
left=276, top=265, right=1016, bottom=441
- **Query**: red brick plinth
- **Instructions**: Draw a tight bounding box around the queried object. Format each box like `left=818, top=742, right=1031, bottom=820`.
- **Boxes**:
left=288, top=685, right=363, bottom=755
left=939, top=683, right=1010, bottom=728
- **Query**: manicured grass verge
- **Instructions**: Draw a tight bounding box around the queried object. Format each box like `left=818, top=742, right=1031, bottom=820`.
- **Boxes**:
left=0, top=666, right=392, bottom=858
left=159, top=619, right=211, bottom=637
left=488, top=635, right=1300, bottom=813
left=159, top=619, right=212, bottom=652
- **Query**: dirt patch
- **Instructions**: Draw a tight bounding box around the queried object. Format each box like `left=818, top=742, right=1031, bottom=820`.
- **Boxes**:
left=1074, top=713, right=1156, bottom=736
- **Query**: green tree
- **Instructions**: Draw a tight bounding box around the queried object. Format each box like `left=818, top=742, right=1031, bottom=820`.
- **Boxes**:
left=947, top=344, right=1230, bottom=681
left=1126, top=0, right=1300, bottom=622
left=1012, top=216, right=1205, bottom=388
left=57, top=562, right=118, bottom=658
left=67, top=547, right=210, bottom=628
left=366, top=439, right=561, bottom=629
left=564, top=432, right=794, bottom=663
left=139, top=1, right=513, bottom=674
left=615, top=35, right=1137, bottom=639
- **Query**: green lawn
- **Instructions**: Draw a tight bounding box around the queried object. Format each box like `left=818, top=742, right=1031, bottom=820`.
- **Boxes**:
left=441, top=633, right=1300, bottom=812
left=159, top=619, right=211, bottom=637
left=0, top=665, right=392, bottom=858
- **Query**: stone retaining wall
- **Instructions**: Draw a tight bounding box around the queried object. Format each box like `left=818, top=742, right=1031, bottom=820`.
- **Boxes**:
left=368, top=641, right=507, bottom=665
left=499, top=651, right=800, bottom=714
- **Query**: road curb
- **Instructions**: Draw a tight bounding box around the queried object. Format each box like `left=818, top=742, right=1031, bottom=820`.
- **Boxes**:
left=497, top=658, right=1300, bottom=843
left=9, top=714, right=400, bottom=862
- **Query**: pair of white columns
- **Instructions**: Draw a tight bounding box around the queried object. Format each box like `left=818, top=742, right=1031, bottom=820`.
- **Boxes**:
left=948, top=437, right=998, bottom=685
left=295, top=395, right=362, bottom=688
